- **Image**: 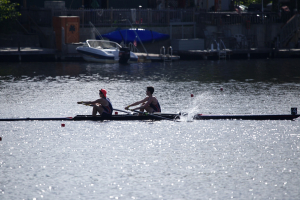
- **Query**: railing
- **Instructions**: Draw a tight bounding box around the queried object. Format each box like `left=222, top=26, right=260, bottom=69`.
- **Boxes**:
left=19, top=8, right=293, bottom=27
left=278, top=14, right=300, bottom=47
left=51, top=8, right=197, bottom=27
left=195, top=12, right=292, bottom=26
left=89, top=21, right=103, bottom=40
left=128, top=42, right=140, bottom=52
left=220, top=39, right=226, bottom=49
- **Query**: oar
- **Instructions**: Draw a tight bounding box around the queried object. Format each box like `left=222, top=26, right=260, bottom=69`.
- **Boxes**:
left=78, top=103, right=134, bottom=115
left=179, top=112, right=188, bottom=116
left=0, top=117, right=72, bottom=121
left=113, top=108, right=133, bottom=114
left=130, top=110, right=178, bottom=121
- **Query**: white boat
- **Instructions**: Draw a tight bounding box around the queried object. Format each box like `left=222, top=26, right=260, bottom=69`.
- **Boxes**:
left=76, top=40, right=138, bottom=63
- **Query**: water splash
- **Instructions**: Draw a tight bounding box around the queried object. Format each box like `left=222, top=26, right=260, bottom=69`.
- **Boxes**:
left=181, top=93, right=212, bottom=122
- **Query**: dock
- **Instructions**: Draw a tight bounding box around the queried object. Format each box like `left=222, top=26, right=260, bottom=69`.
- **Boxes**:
left=177, top=48, right=300, bottom=59
left=0, top=47, right=56, bottom=61
left=135, top=52, right=180, bottom=62
left=177, top=49, right=232, bottom=59
left=0, top=46, right=180, bottom=62
left=1, top=46, right=299, bottom=62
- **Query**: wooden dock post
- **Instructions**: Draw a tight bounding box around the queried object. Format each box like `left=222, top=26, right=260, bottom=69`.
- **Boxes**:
left=18, top=41, right=21, bottom=61
left=61, top=27, right=65, bottom=60
left=110, top=7, right=113, bottom=27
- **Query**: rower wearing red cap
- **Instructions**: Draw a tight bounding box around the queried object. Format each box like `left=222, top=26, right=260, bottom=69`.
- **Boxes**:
left=77, top=89, right=113, bottom=117
left=125, top=86, right=161, bottom=113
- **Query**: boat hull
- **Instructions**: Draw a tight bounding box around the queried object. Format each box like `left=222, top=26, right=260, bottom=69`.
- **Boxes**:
left=0, top=113, right=299, bottom=121
left=0, top=114, right=179, bottom=121
left=76, top=41, right=138, bottom=63
left=194, top=114, right=300, bottom=120
left=72, top=114, right=179, bottom=121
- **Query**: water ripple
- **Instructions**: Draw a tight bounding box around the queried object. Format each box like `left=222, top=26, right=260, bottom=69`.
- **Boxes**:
left=1, top=60, right=300, bottom=199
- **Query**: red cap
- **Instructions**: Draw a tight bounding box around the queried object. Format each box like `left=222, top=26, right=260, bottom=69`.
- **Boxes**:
left=99, top=89, right=107, bottom=98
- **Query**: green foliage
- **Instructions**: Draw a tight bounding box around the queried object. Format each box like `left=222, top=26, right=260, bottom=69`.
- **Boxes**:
left=236, top=0, right=271, bottom=7
left=0, top=0, right=21, bottom=21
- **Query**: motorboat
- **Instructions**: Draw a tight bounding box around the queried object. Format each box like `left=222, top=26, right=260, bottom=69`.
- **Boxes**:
left=76, top=40, right=138, bottom=63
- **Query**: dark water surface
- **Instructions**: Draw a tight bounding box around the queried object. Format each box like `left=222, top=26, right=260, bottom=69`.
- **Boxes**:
left=0, top=59, right=300, bottom=199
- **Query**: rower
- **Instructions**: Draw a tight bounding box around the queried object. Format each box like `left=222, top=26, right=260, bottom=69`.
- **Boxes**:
left=77, top=89, right=113, bottom=117
left=125, top=86, right=161, bottom=113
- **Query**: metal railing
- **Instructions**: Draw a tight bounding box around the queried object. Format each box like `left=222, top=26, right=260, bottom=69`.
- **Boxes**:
left=19, top=8, right=293, bottom=27
left=194, top=12, right=292, bottom=26
left=278, top=14, right=300, bottom=47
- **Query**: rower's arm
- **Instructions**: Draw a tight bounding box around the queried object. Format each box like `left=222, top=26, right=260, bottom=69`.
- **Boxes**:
left=142, top=98, right=152, bottom=107
left=77, top=99, right=101, bottom=105
left=130, top=98, right=152, bottom=110
left=125, top=98, right=148, bottom=109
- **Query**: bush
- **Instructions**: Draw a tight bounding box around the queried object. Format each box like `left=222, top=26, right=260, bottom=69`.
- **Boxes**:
left=0, top=0, right=21, bottom=33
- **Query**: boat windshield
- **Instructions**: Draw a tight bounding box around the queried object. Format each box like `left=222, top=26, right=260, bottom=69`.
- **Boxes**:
left=87, top=40, right=121, bottom=49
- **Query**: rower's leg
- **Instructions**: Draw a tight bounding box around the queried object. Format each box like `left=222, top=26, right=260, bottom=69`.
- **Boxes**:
left=138, top=103, right=146, bottom=115
left=145, top=106, right=154, bottom=113
left=92, top=105, right=104, bottom=116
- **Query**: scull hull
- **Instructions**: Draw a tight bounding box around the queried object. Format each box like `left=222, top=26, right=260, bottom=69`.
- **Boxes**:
left=194, top=114, right=300, bottom=120
left=0, top=114, right=299, bottom=121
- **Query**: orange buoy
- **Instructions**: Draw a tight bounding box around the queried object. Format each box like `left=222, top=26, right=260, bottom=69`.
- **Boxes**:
left=61, top=124, right=65, bottom=127
left=191, top=94, right=194, bottom=97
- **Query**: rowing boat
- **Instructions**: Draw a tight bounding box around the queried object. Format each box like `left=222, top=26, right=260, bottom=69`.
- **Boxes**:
left=0, top=113, right=299, bottom=121
left=194, top=114, right=300, bottom=120
left=0, top=113, right=180, bottom=121
left=0, top=108, right=299, bottom=121
left=73, top=113, right=179, bottom=121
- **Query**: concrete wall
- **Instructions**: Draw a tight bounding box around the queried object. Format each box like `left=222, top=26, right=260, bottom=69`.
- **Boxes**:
left=172, top=39, right=205, bottom=51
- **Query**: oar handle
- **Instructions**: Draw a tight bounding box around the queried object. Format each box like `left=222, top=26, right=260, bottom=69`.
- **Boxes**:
left=78, top=102, right=93, bottom=106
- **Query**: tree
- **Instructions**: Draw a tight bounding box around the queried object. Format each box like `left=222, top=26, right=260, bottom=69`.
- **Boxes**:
left=0, top=0, right=21, bottom=21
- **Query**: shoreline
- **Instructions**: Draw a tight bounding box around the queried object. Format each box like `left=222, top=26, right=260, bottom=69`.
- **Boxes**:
left=1, top=46, right=300, bottom=62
